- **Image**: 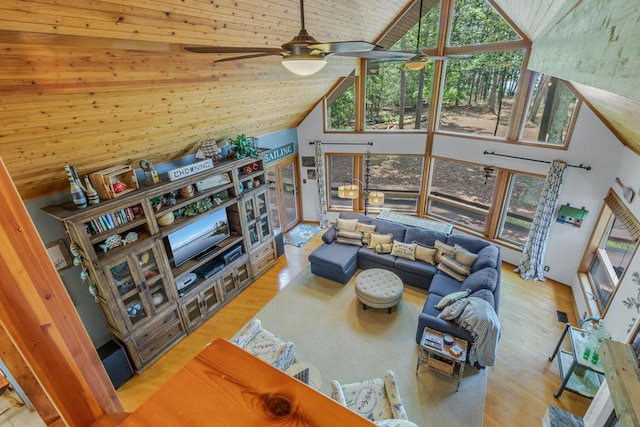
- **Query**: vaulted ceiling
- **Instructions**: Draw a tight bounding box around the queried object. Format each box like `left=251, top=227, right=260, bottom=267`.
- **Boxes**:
left=0, top=0, right=638, bottom=200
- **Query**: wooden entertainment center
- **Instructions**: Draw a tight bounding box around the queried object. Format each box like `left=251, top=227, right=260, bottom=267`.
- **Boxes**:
left=44, top=156, right=276, bottom=373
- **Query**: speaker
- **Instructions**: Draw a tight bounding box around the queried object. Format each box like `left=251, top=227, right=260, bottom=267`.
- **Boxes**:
left=97, top=340, right=134, bottom=389
left=274, top=230, right=284, bottom=257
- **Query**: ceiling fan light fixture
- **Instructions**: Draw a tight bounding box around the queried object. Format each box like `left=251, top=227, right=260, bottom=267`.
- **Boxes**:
left=281, top=55, right=327, bottom=76
left=405, top=58, right=427, bottom=71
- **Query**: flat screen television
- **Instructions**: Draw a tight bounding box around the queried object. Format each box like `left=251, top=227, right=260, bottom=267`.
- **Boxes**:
left=167, top=208, right=230, bottom=267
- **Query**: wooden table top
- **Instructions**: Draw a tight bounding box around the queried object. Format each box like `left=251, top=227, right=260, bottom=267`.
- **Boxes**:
left=121, top=339, right=375, bottom=426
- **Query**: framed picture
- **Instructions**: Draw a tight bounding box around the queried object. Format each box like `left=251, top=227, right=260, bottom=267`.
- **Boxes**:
left=46, top=239, right=73, bottom=271
left=630, top=322, right=640, bottom=366
left=301, top=156, right=315, bottom=167
left=307, top=169, right=316, bottom=180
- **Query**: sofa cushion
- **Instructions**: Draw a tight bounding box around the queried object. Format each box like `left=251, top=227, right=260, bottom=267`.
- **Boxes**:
left=390, top=240, right=417, bottom=260
left=428, top=274, right=463, bottom=296
left=358, top=247, right=396, bottom=268
left=435, top=289, right=471, bottom=309
left=414, top=243, right=437, bottom=265
left=437, top=255, right=471, bottom=281
left=356, top=222, right=376, bottom=245
left=434, top=240, right=456, bottom=263
left=336, top=236, right=363, bottom=246
left=308, top=243, right=359, bottom=271
left=446, top=234, right=490, bottom=254
left=368, top=232, right=393, bottom=249
left=471, top=245, right=499, bottom=272
left=322, top=226, right=337, bottom=244
left=469, top=288, right=495, bottom=308
left=339, top=212, right=372, bottom=224
left=454, top=244, right=479, bottom=267
left=371, top=219, right=407, bottom=242
left=337, top=218, right=358, bottom=232
left=393, top=257, right=438, bottom=281
left=404, top=227, right=449, bottom=248
left=462, top=267, right=498, bottom=293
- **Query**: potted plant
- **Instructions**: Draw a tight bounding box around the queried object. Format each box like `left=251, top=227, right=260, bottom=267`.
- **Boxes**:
left=232, top=134, right=259, bottom=160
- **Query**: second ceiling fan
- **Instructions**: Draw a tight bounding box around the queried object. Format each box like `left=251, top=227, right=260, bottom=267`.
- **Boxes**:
left=184, top=0, right=415, bottom=75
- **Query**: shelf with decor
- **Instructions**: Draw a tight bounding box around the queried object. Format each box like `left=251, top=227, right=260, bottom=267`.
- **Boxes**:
left=43, top=155, right=273, bottom=374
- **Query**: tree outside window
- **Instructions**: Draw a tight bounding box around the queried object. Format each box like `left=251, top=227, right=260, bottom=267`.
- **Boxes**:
left=498, top=174, right=545, bottom=245
left=328, top=155, right=355, bottom=210
left=367, top=155, right=423, bottom=212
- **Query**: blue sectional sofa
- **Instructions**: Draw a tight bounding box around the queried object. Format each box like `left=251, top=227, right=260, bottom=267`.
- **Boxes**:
left=308, top=212, right=501, bottom=350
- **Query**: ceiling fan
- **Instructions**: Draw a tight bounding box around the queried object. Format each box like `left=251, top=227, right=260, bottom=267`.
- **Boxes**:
left=184, top=0, right=404, bottom=76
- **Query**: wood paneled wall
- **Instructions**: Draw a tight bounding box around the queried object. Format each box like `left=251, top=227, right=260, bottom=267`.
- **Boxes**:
left=0, top=0, right=407, bottom=200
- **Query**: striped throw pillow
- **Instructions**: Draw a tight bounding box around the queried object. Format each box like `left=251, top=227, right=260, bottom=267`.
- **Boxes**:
left=437, top=255, right=471, bottom=282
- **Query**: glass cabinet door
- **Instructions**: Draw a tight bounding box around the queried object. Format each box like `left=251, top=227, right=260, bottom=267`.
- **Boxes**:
left=105, top=242, right=174, bottom=330
left=107, top=256, right=149, bottom=328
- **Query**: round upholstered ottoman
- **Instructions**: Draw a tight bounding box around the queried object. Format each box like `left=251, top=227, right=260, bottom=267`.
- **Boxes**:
left=355, top=268, right=404, bottom=313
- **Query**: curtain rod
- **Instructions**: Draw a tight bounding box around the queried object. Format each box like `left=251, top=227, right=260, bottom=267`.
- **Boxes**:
left=483, top=151, right=592, bottom=171
left=309, top=141, right=373, bottom=146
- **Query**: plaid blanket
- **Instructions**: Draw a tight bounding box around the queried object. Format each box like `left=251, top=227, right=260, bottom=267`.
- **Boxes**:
left=438, top=297, right=501, bottom=368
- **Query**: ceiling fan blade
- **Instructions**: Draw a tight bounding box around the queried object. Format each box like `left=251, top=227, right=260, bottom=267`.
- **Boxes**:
left=213, top=52, right=282, bottom=63
left=331, top=50, right=415, bottom=60
left=184, top=46, right=284, bottom=54
left=309, top=41, right=379, bottom=54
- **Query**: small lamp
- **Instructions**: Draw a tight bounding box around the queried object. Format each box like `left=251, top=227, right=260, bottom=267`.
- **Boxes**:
left=368, top=190, right=385, bottom=207
left=338, top=183, right=359, bottom=199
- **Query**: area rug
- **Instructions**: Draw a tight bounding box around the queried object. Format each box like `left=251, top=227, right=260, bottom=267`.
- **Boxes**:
left=283, top=223, right=322, bottom=247
left=238, top=268, right=487, bottom=427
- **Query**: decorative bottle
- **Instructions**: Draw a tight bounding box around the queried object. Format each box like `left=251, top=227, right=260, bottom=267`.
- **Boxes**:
left=83, top=175, right=100, bottom=205
left=70, top=165, right=86, bottom=192
left=64, top=165, right=87, bottom=208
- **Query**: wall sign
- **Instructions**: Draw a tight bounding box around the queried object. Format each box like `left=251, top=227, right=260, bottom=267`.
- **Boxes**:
left=167, top=159, right=214, bottom=181
left=263, top=143, right=295, bottom=164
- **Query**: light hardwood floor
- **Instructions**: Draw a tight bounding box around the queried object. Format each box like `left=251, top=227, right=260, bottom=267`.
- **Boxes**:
left=117, top=231, right=592, bottom=426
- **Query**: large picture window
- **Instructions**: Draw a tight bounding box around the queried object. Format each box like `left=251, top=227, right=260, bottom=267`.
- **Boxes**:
left=368, top=155, right=423, bottom=212
left=427, top=158, right=496, bottom=232
left=582, top=190, right=640, bottom=314
left=498, top=174, right=545, bottom=245
left=328, top=155, right=355, bottom=210
left=520, top=73, right=578, bottom=145
left=326, top=72, right=356, bottom=131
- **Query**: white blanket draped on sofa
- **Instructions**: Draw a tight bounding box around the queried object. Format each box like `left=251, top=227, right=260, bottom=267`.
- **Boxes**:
left=438, top=297, right=501, bottom=368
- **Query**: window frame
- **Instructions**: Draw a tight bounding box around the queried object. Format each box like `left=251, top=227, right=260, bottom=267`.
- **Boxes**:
left=579, top=189, right=640, bottom=315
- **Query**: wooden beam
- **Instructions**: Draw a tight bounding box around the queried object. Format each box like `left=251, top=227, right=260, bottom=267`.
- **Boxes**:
left=0, top=156, right=123, bottom=426
left=600, top=340, right=640, bottom=427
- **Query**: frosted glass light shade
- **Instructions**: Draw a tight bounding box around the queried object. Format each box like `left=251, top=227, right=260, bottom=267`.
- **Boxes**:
left=368, top=191, right=385, bottom=206
left=281, top=57, right=327, bottom=76
left=338, top=184, right=359, bottom=199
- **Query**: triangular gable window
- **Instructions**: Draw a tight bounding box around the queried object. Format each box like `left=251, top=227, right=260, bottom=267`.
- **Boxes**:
left=448, top=0, right=522, bottom=46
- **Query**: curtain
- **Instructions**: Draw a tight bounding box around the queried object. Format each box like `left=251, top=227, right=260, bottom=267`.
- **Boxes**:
left=517, top=160, right=567, bottom=281
left=314, top=141, right=329, bottom=228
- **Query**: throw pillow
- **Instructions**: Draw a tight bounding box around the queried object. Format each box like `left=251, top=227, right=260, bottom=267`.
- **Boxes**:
left=337, top=230, right=364, bottom=240
left=336, top=237, right=363, bottom=247
left=434, top=240, right=456, bottom=263
left=435, top=289, right=472, bottom=310
left=413, top=242, right=437, bottom=265
left=437, top=255, right=472, bottom=282
left=368, top=232, right=393, bottom=249
left=355, top=222, right=376, bottom=245
left=390, top=240, right=417, bottom=260
left=438, top=298, right=471, bottom=321
left=454, top=244, right=479, bottom=267
left=375, top=243, right=393, bottom=254
left=337, top=218, right=358, bottom=232
left=321, top=226, right=337, bottom=244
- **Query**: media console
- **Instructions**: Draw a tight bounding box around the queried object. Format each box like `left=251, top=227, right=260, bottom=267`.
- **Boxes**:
left=43, top=156, right=277, bottom=373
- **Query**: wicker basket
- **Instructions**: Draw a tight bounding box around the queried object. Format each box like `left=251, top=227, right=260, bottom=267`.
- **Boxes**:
left=89, top=165, right=139, bottom=200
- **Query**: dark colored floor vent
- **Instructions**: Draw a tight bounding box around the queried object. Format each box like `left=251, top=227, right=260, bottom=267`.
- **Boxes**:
left=556, top=310, right=569, bottom=323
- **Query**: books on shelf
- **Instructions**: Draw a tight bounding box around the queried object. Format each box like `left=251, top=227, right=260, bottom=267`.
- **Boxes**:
left=85, top=206, right=138, bottom=235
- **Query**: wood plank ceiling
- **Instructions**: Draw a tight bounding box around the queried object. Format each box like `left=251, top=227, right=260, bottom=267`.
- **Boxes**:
left=0, top=0, right=638, bottom=200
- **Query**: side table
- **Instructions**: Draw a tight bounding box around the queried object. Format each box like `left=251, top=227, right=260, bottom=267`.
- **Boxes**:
left=416, top=327, right=468, bottom=391
left=548, top=323, right=604, bottom=398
